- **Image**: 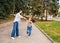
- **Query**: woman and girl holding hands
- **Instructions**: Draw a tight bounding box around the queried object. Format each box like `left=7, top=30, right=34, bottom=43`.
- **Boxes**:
left=11, top=9, right=33, bottom=39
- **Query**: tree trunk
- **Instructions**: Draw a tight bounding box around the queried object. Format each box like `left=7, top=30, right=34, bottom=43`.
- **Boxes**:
left=45, top=10, right=47, bottom=21
left=13, top=0, right=15, bottom=14
left=41, top=16, right=43, bottom=21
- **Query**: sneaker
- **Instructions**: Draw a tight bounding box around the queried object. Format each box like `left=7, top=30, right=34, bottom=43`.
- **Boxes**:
left=28, top=36, right=31, bottom=38
left=11, top=37, right=15, bottom=40
left=18, top=36, right=21, bottom=38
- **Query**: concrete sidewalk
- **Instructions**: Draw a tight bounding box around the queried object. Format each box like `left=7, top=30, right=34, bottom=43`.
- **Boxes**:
left=0, top=21, right=52, bottom=43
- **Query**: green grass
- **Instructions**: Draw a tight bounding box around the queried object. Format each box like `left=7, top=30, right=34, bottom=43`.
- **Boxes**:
left=58, top=12, right=60, bottom=17
left=35, top=21, right=60, bottom=43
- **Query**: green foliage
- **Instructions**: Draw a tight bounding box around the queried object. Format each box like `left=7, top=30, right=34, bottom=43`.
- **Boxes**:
left=0, top=0, right=59, bottom=19
left=0, top=0, right=13, bottom=19
left=47, top=0, right=59, bottom=16
left=0, top=0, right=27, bottom=19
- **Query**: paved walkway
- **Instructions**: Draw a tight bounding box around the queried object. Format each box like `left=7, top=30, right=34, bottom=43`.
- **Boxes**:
left=0, top=21, right=52, bottom=43
left=53, top=17, right=60, bottom=21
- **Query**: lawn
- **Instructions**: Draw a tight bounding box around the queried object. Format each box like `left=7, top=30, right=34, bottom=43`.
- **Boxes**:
left=58, top=12, right=60, bottom=17
left=35, top=21, right=60, bottom=43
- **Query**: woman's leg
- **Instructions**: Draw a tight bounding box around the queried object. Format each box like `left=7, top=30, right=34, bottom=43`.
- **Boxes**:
left=11, top=22, right=16, bottom=37
left=16, top=22, right=19, bottom=36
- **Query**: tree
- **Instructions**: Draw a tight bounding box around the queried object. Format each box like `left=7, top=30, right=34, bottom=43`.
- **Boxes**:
left=43, top=0, right=59, bottom=20
left=25, top=0, right=44, bottom=20
left=0, top=0, right=59, bottom=20
left=0, top=0, right=13, bottom=19
left=0, top=0, right=28, bottom=19
left=48, top=0, right=59, bottom=16
left=22, top=0, right=59, bottom=21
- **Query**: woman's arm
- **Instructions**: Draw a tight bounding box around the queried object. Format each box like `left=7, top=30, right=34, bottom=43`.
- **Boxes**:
left=10, top=14, right=16, bottom=16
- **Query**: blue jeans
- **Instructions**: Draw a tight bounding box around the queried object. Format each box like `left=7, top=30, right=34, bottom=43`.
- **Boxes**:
left=11, top=21, right=19, bottom=37
left=27, top=26, right=32, bottom=36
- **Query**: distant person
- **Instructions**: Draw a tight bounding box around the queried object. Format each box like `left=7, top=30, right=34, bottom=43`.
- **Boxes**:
left=11, top=9, right=26, bottom=39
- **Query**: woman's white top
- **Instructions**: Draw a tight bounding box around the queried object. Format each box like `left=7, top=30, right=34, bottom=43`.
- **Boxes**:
left=14, top=13, right=23, bottom=22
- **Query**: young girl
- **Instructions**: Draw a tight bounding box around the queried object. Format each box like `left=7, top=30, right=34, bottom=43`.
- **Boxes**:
left=27, top=15, right=32, bottom=37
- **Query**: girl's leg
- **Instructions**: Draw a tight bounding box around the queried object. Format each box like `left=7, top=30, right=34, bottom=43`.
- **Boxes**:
left=28, top=26, right=32, bottom=36
left=27, top=26, right=29, bottom=34
left=28, top=30, right=31, bottom=36
left=27, top=30, right=28, bottom=34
